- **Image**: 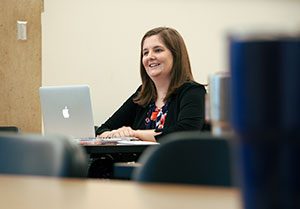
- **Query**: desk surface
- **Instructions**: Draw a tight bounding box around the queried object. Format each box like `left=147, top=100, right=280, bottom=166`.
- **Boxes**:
left=0, top=175, right=241, bottom=209
left=82, top=143, right=158, bottom=155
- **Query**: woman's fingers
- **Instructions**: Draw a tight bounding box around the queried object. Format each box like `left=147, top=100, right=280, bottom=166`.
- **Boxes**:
left=100, top=127, right=135, bottom=138
left=115, top=126, right=134, bottom=137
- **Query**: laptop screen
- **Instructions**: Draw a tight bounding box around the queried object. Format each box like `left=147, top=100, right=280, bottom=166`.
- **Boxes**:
left=39, top=85, right=95, bottom=138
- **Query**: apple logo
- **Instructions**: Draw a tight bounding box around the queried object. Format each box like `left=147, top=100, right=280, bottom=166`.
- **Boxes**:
left=62, top=106, right=70, bottom=118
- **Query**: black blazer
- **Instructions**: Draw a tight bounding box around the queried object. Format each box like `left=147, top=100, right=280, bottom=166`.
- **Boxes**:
left=96, top=81, right=206, bottom=141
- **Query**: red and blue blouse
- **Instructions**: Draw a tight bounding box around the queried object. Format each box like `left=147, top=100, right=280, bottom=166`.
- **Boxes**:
left=145, top=101, right=169, bottom=131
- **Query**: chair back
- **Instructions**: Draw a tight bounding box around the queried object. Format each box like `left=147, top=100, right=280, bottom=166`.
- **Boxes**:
left=0, top=126, right=20, bottom=133
left=133, top=131, right=233, bottom=186
left=0, top=133, right=88, bottom=178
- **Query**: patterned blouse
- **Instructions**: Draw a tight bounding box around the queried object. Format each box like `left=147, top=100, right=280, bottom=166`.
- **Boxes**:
left=145, top=101, right=169, bottom=131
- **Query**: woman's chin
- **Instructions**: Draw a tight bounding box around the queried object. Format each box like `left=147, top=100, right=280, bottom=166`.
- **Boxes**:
left=147, top=71, right=161, bottom=78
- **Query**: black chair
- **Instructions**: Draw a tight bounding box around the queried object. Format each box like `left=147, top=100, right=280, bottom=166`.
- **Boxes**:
left=0, top=133, right=88, bottom=178
left=133, top=131, right=233, bottom=186
left=0, top=126, right=20, bottom=133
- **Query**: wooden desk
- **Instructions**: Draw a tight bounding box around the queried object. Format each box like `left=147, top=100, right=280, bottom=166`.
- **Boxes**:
left=0, top=175, right=242, bottom=209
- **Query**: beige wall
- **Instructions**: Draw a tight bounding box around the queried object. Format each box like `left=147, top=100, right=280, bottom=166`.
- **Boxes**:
left=42, top=0, right=300, bottom=126
left=0, top=0, right=42, bottom=133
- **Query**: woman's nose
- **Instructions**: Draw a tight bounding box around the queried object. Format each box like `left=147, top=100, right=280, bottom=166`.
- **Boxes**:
left=148, top=51, right=155, bottom=59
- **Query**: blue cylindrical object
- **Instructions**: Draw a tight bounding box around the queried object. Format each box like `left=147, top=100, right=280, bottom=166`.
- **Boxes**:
left=230, top=38, right=281, bottom=135
left=280, top=38, right=300, bottom=133
left=230, top=35, right=300, bottom=135
left=229, top=33, right=300, bottom=209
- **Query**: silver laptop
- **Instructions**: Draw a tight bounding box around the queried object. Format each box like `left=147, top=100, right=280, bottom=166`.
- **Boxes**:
left=39, top=85, right=95, bottom=139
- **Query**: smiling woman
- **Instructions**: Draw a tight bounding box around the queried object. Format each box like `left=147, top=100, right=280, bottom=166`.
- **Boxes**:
left=142, top=35, right=174, bottom=83
left=96, top=27, right=206, bottom=142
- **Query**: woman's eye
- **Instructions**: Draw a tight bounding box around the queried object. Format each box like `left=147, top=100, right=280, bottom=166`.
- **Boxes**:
left=143, top=51, right=148, bottom=56
left=155, top=48, right=163, bottom=53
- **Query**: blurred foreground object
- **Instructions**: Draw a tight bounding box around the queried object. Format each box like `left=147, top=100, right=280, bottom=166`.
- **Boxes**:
left=209, top=72, right=232, bottom=136
left=133, top=131, right=233, bottom=186
left=229, top=29, right=300, bottom=209
left=0, top=133, right=88, bottom=178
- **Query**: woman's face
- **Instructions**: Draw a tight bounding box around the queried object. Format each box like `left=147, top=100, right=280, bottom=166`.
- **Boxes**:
left=142, top=35, right=173, bottom=81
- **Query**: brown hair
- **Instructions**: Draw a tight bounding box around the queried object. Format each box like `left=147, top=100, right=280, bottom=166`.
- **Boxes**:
left=134, top=27, right=194, bottom=106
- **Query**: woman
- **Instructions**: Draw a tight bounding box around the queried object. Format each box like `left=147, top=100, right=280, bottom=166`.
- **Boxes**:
left=96, top=27, right=206, bottom=142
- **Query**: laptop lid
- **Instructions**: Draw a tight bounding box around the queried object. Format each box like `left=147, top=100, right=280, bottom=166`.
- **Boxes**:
left=39, top=85, right=95, bottom=138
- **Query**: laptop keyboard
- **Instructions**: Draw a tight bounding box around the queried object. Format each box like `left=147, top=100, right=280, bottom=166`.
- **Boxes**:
left=75, top=137, right=139, bottom=145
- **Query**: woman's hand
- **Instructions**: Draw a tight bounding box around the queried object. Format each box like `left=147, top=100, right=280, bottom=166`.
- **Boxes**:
left=98, top=128, right=160, bottom=142
left=98, top=131, right=111, bottom=138
left=98, top=126, right=135, bottom=138
left=133, top=129, right=160, bottom=142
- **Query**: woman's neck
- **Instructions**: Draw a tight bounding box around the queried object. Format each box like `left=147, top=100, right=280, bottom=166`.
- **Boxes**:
left=154, top=79, right=170, bottom=108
